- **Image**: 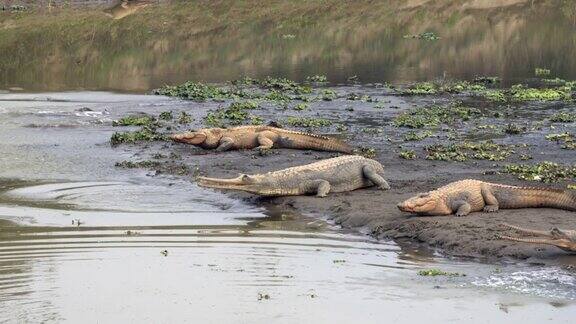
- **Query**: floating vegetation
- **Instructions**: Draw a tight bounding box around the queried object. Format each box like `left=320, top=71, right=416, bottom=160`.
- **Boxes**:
left=393, top=104, right=481, bottom=128
left=110, top=126, right=168, bottom=145
left=546, top=132, right=575, bottom=150
left=305, top=75, right=328, bottom=83
left=503, top=162, right=576, bottom=182
left=293, top=103, right=309, bottom=111
left=204, top=101, right=260, bottom=127
left=482, top=90, right=506, bottom=102
left=178, top=111, right=193, bottom=124
left=425, top=141, right=516, bottom=162
left=399, top=150, right=416, bottom=159
left=504, top=123, right=527, bottom=135
left=403, top=130, right=433, bottom=141
left=321, top=89, right=338, bottom=101
left=473, top=76, right=500, bottom=85
left=286, top=117, right=332, bottom=128
left=153, top=81, right=231, bottom=101
left=159, top=111, right=173, bottom=120
left=402, top=82, right=438, bottom=95
left=354, top=147, right=377, bottom=158
left=115, top=160, right=161, bottom=169
left=509, top=84, right=571, bottom=101
left=418, top=269, right=465, bottom=277
left=403, top=32, right=440, bottom=41
left=550, top=112, right=576, bottom=123
left=113, top=115, right=155, bottom=126
left=535, top=68, right=551, bottom=77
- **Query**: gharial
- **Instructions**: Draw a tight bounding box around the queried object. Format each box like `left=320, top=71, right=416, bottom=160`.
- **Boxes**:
left=197, top=155, right=390, bottom=197
left=397, top=179, right=576, bottom=216
left=499, top=223, right=576, bottom=253
left=171, top=125, right=353, bottom=153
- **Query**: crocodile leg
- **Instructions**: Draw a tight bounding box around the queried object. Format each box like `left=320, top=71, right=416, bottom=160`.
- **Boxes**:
left=301, top=180, right=331, bottom=197
left=362, top=165, right=390, bottom=190
left=256, top=132, right=276, bottom=150
left=216, top=137, right=235, bottom=152
left=453, top=200, right=472, bottom=216
left=481, top=185, right=499, bottom=212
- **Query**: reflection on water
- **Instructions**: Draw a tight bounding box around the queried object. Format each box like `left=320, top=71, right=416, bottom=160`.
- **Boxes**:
left=103, top=1, right=153, bottom=20
left=0, top=0, right=575, bottom=92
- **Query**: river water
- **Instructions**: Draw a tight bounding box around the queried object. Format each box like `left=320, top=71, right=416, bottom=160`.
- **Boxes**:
left=0, top=92, right=575, bottom=323
left=1, top=0, right=576, bottom=322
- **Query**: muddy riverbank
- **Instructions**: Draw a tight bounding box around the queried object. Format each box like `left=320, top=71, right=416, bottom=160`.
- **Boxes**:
left=109, top=80, right=576, bottom=261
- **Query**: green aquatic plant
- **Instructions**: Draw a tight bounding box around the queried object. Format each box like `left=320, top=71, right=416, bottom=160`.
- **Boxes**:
left=115, top=160, right=161, bottom=169
left=503, top=162, right=576, bottom=182
left=403, top=32, right=440, bottom=41
left=399, top=150, right=416, bottom=160
left=286, top=117, right=332, bottom=128
left=159, top=111, right=173, bottom=120
left=509, top=84, right=571, bottom=101
left=403, top=130, right=433, bottom=141
left=293, top=103, right=309, bottom=111
left=354, top=147, right=377, bottom=158
left=504, top=123, right=526, bottom=135
left=535, top=68, right=551, bottom=77
left=153, top=81, right=232, bottom=101
left=110, top=126, right=168, bottom=145
left=393, top=104, right=481, bottom=128
left=321, top=89, right=338, bottom=101
left=425, top=141, right=515, bottom=162
left=178, top=111, right=193, bottom=124
left=305, top=75, right=328, bottom=83
left=402, top=82, right=438, bottom=95
left=550, top=112, right=576, bottom=123
left=546, top=132, right=575, bottom=150
left=113, top=115, right=155, bottom=126
left=204, top=101, right=260, bottom=127
left=418, top=269, right=464, bottom=277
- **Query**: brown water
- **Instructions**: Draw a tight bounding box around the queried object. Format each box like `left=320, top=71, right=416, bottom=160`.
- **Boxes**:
left=1, top=0, right=576, bottom=92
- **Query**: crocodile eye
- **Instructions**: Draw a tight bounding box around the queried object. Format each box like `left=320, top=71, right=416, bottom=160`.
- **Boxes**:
left=418, top=193, right=430, bottom=198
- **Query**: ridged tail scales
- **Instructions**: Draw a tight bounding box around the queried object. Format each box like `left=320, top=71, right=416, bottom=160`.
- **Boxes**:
left=492, top=185, right=576, bottom=212
left=276, top=131, right=353, bottom=153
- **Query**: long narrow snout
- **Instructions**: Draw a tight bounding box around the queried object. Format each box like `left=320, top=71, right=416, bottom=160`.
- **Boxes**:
left=171, top=132, right=206, bottom=144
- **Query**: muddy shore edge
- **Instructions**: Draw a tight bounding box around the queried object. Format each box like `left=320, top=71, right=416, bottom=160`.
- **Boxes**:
left=112, top=82, right=576, bottom=261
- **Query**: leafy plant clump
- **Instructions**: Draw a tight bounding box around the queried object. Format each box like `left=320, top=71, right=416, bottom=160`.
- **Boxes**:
left=286, top=117, right=332, bottom=128
left=509, top=84, right=572, bottom=101
left=110, top=126, right=168, bottom=146
left=535, top=68, right=551, bottom=77
left=503, top=162, right=576, bottom=182
left=159, top=111, right=173, bottom=120
left=550, top=112, right=576, bottom=123
left=403, top=130, right=433, bottom=141
left=418, top=269, right=465, bottom=277
left=399, top=150, right=416, bottom=159
left=113, top=115, right=155, bottom=126
left=545, top=133, right=575, bottom=150
left=393, top=104, right=481, bottom=128
left=305, top=75, right=328, bottom=83
left=321, top=89, right=338, bottom=101
left=204, top=101, right=261, bottom=127
left=115, top=160, right=162, bottom=169
left=153, top=81, right=232, bottom=101
left=354, top=147, right=377, bottom=158
left=425, top=141, right=516, bottom=162
left=403, top=32, right=440, bottom=41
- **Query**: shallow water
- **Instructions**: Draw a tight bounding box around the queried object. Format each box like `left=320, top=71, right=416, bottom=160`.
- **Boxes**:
left=0, top=92, right=575, bottom=322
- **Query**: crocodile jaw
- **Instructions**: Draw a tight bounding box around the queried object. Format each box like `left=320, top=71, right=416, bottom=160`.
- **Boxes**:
left=197, top=175, right=287, bottom=196
left=171, top=132, right=207, bottom=144
left=397, top=192, right=451, bottom=215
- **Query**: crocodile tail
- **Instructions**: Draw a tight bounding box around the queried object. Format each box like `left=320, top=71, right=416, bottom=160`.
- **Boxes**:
left=496, top=186, right=576, bottom=212
left=278, top=132, right=354, bottom=153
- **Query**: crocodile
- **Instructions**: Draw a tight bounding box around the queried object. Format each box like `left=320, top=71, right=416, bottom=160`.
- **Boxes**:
left=171, top=125, right=353, bottom=153
left=397, top=179, right=576, bottom=216
left=197, top=155, right=390, bottom=197
left=499, top=223, right=576, bottom=253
